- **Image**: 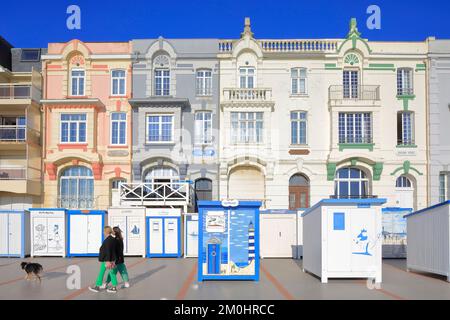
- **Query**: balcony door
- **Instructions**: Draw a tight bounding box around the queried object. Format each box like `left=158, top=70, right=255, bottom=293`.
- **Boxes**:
left=289, top=174, right=310, bottom=210
left=343, top=70, right=359, bottom=99
left=239, top=67, right=255, bottom=89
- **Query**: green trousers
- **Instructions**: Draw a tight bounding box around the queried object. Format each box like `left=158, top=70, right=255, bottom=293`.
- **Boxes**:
left=95, top=262, right=118, bottom=287
left=106, top=263, right=129, bottom=284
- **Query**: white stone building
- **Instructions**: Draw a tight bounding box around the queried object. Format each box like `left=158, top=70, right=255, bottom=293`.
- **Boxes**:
left=218, top=18, right=428, bottom=211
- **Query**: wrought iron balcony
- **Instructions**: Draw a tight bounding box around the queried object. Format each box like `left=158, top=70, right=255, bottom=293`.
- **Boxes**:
left=119, top=182, right=193, bottom=207
left=223, top=88, right=272, bottom=102
left=58, top=196, right=97, bottom=210
left=329, top=85, right=380, bottom=101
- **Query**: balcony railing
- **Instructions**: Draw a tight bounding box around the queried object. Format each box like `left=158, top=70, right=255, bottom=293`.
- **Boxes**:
left=119, top=182, right=193, bottom=206
left=0, top=126, right=26, bottom=142
left=0, top=84, right=31, bottom=99
left=339, top=136, right=373, bottom=144
left=329, top=85, right=380, bottom=101
left=219, top=39, right=340, bottom=53
left=0, top=167, right=27, bottom=180
left=223, top=88, right=272, bottom=102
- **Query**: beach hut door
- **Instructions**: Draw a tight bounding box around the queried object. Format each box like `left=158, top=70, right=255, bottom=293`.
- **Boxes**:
left=207, top=243, right=221, bottom=274
left=8, top=214, right=21, bottom=255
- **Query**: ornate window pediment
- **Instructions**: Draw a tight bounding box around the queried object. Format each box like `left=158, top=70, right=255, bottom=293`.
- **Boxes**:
left=153, top=55, right=170, bottom=68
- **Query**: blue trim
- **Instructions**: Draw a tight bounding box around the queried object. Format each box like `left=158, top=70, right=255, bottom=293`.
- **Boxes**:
left=404, top=200, right=450, bottom=218
left=0, top=210, right=28, bottom=258
left=382, top=207, right=413, bottom=212
left=197, top=202, right=260, bottom=282
left=67, top=210, right=106, bottom=257
left=146, top=216, right=181, bottom=258
left=302, top=198, right=387, bottom=217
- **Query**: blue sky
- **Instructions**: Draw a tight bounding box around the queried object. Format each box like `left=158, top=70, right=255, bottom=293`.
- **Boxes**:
left=1, top=0, right=450, bottom=48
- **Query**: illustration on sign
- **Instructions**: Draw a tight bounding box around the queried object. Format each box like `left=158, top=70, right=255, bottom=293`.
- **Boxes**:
left=206, top=212, right=226, bottom=233
left=352, top=229, right=372, bottom=256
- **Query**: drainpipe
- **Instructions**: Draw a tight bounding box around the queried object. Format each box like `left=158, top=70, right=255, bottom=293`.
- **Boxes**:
left=425, top=38, right=432, bottom=207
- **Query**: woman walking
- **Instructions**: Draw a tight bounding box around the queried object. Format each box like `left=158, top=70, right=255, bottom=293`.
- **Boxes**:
left=103, top=227, right=130, bottom=289
left=89, top=226, right=119, bottom=293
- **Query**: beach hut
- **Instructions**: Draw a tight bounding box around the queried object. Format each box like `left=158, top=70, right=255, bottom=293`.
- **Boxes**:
left=146, top=208, right=182, bottom=258
left=67, top=210, right=106, bottom=257
left=29, top=208, right=67, bottom=257
left=0, top=210, right=30, bottom=258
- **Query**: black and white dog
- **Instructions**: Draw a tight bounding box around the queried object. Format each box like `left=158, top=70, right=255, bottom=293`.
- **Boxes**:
left=21, top=262, right=43, bottom=281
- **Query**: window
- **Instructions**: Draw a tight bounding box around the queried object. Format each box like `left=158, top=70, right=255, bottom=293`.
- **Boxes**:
left=338, top=113, right=372, bottom=144
left=440, top=173, right=448, bottom=203
left=239, top=67, right=255, bottom=89
left=146, top=114, right=173, bottom=143
left=196, top=70, right=212, bottom=96
left=195, top=111, right=212, bottom=145
left=21, top=49, right=40, bottom=62
left=111, top=70, right=126, bottom=96
left=343, top=70, right=359, bottom=99
left=144, top=167, right=178, bottom=183
left=110, top=112, right=127, bottom=145
left=334, top=168, right=369, bottom=199
left=291, top=68, right=307, bottom=95
left=60, top=114, right=87, bottom=143
left=333, top=213, right=346, bottom=231
left=231, top=112, right=263, bottom=144
left=59, top=166, right=94, bottom=209
left=154, top=69, right=170, bottom=96
left=396, top=176, right=412, bottom=188
left=397, top=112, right=414, bottom=146
left=195, top=178, right=213, bottom=202
left=397, top=68, right=413, bottom=96
left=291, top=111, right=307, bottom=145
left=71, top=69, right=85, bottom=96
left=0, top=116, right=26, bottom=141
left=111, top=178, right=126, bottom=190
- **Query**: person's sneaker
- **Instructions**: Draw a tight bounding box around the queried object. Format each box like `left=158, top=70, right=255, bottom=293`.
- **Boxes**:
left=99, top=283, right=107, bottom=290
left=122, top=282, right=130, bottom=289
left=88, top=286, right=101, bottom=293
left=107, top=287, right=117, bottom=293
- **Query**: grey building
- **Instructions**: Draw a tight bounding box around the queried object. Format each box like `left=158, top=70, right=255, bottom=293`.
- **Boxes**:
left=129, top=38, right=220, bottom=210
left=428, top=39, right=450, bottom=205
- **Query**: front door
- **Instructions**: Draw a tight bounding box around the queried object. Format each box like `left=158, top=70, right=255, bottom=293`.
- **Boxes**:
left=148, top=218, right=163, bottom=255
left=289, top=186, right=309, bottom=210
left=127, top=216, right=144, bottom=256
left=70, top=215, right=88, bottom=254
left=8, top=213, right=22, bottom=255
left=0, top=214, right=9, bottom=254
left=87, top=215, right=102, bottom=254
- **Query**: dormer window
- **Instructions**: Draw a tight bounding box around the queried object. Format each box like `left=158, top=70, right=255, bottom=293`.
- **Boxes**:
left=71, top=69, right=85, bottom=96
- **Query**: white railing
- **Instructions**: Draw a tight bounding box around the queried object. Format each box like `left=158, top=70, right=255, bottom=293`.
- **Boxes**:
left=219, top=39, right=340, bottom=53
left=119, top=182, right=193, bottom=206
left=0, top=167, right=26, bottom=180
left=223, top=88, right=272, bottom=102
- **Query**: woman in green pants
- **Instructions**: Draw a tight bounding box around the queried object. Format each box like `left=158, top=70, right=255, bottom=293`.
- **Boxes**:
left=103, top=227, right=130, bottom=289
left=89, top=226, right=119, bottom=293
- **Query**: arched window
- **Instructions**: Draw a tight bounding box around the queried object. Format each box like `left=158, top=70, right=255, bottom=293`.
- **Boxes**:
left=334, top=167, right=369, bottom=199
left=396, top=176, right=412, bottom=188
left=59, top=166, right=94, bottom=209
left=153, top=55, right=170, bottom=96
left=144, top=166, right=178, bottom=183
left=289, top=174, right=310, bottom=209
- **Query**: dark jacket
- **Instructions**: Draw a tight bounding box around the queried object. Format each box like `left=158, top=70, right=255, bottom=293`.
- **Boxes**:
left=115, top=237, right=125, bottom=265
left=98, top=235, right=117, bottom=262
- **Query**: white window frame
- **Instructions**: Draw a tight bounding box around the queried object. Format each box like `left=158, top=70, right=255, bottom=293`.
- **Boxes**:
left=196, top=69, right=213, bottom=96
left=111, top=69, right=126, bottom=96
left=231, top=112, right=264, bottom=144
left=239, top=67, right=256, bottom=89
left=60, top=113, right=87, bottom=144
left=291, top=68, right=307, bottom=95
left=70, top=69, right=85, bottom=96
left=110, top=112, right=127, bottom=146
left=195, top=111, right=213, bottom=145
left=397, top=68, right=414, bottom=96
left=145, top=114, right=174, bottom=144
left=338, top=112, right=372, bottom=144
left=154, top=68, right=170, bottom=96
left=334, top=168, right=370, bottom=199
left=397, top=111, right=415, bottom=146
left=291, top=111, right=308, bottom=145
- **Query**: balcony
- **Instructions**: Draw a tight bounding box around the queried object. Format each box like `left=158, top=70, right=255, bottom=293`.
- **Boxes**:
left=0, top=83, right=40, bottom=104
left=119, top=182, right=193, bottom=208
left=0, top=125, right=40, bottom=149
left=58, top=196, right=97, bottom=210
left=222, top=88, right=274, bottom=108
left=329, top=85, right=380, bottom=108
left=0, top=166, right=41, bottom=196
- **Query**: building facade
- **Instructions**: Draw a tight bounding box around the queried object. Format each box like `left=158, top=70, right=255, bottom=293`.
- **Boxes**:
left=41, top=40, right=133, bottom=210
left=128, top=38, right=220, bottom=210
left=218, top=18, right=428, bottom=211
left=428, top=39, right=450, bottom=205
left=0, top=46, right=44, bottom=209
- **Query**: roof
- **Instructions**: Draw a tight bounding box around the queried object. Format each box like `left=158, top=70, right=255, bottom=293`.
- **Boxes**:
left=404, top=200, right=450, bottom=218
left=302, top=198, right=387, bottom=217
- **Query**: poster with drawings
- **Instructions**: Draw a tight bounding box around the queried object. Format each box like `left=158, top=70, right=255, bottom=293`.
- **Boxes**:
left=33, top=218, right=48, bottom=253
left=47, top=219, right=64, bottom=253
left=206, top=211, right=226, bottom=233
